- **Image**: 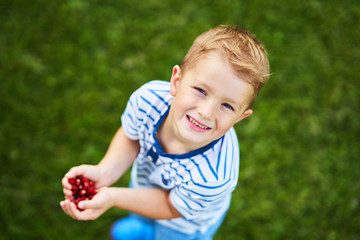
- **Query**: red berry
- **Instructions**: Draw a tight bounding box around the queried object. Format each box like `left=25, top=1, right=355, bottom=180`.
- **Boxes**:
left=86, top=187, right=94, bottom=195
left=75, top=178, right=81, bottom=185
left=68, top=178, right=75, bottom=185
left=67, top=175, right=97, bottom=211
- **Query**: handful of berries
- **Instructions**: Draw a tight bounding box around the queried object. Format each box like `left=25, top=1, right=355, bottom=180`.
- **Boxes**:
left=68, top=175, right=98, bottom=211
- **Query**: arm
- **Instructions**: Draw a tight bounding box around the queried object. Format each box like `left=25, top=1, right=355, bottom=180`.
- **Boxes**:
left=97, top=127, right=140, bottom=186
left=61, top=187, right=182, bottom=221
left=61, top=127, right=182, bottom=220
left=110, top=188, right=182, bottom=219
left=62, top=127, right=139, bottom=199
left=98, top=129, right=182, bottom=219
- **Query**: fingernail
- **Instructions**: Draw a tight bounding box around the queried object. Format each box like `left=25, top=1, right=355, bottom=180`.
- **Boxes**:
left=78, top=202, right=84, bottom=209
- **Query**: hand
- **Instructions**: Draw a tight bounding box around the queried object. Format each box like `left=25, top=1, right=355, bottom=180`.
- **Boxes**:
left=60, top=187, right=113, bottom=220
left=61, top=164, right=109, bottom=200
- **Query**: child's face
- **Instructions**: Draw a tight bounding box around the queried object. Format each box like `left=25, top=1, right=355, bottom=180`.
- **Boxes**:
left=166, top=53, right=254, bottom=151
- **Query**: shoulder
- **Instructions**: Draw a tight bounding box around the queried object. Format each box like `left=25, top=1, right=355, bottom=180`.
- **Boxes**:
left=121, top=81, right=171, bottom=139
left=130, top=80, right=170, bottom=103
left=125, top=80, right=171, bottom=111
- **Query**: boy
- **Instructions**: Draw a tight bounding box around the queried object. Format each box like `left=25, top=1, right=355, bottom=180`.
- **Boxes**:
left=60, top=25, right=270, bottom=239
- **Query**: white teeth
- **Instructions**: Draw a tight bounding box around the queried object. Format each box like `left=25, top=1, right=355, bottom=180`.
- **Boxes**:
left=189, top=116, right=209, bottom=129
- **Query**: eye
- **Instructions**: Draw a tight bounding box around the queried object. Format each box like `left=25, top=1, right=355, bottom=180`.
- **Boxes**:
left=222, top=103, right=234, bottom=111
left=195, top=87, right=207, bottom=96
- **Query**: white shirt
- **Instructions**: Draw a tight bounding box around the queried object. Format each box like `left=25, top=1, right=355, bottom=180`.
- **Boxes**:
left=121, top=80, right=240, bottom=234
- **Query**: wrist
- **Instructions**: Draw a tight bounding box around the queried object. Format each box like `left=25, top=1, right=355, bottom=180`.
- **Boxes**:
left=106, top=187, right=120, bottom=209
left=97, top=162, right=119, bottom=186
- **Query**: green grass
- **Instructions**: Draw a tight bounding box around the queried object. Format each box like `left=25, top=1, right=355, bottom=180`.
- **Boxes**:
left=1, top=0, right=359, bottom=239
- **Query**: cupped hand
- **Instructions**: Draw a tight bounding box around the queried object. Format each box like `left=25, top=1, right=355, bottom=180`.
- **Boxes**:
left=62, top=164, right=110, bottom=200
left=60, top=187, right=113, bottom=221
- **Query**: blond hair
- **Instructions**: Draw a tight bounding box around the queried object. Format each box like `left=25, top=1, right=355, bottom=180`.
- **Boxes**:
left=181, top=25, right=270, bottom=107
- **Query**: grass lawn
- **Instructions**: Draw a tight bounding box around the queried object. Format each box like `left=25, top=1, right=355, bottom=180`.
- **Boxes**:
left=1, top=0, right=359, bottom=239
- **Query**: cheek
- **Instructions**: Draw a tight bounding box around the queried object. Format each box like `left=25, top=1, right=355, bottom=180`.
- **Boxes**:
left=174, top=94, right=196, bottom=110
left=216, top=115, right=239, bottom=130
left=171, top=98, right=188, bottom=117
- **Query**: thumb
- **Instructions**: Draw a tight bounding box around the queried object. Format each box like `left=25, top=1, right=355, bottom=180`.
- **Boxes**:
left=78, top=199, right=100, bottom=210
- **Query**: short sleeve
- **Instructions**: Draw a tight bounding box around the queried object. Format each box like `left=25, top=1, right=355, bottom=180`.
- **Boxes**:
left=169, top=179, right=237, bottom=220
left=121, top=88, right=141, bottom=140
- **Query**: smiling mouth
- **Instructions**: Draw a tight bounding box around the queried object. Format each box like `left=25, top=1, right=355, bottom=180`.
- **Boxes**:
left=187, top=115, right=211, bottom=130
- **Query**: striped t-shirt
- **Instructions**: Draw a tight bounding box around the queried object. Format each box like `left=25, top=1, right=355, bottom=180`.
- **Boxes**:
left=121, top=80, right=240, bottom=234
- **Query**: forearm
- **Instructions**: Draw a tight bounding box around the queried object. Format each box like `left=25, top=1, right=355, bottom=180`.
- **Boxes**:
left=108, top=187, right=182, bottom=220
left=98, top=127, right=139, bottom=186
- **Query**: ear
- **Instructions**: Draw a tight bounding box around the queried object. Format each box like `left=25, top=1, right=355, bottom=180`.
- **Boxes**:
left=235, top=108, right=253, bottom=123
left=170, top=65, right=181, bottom=96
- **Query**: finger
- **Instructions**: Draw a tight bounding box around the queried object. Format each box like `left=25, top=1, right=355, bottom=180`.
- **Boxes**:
left=63, top=188, right=72, bottom=196
left=77, top=199, right=99, bottom=210
left=62, top=200, right=103, bottom=221
left=60, top=200, right=65, bottom=212
left=63, top=188, right=73, bottom=200
left=62, top=176, right=72, bottom=189
left=60, top=200, right=74, bottom=218
left=68, top=201, right=82, bottom=219
left=62, top=165, right=89, bottom=189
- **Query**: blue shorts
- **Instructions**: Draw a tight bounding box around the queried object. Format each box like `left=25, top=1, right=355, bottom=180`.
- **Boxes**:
left=110, top=213, right=226, bottom=240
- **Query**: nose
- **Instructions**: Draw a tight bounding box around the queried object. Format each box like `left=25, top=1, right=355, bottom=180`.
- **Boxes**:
left=198, top=100, right=217, bottom=120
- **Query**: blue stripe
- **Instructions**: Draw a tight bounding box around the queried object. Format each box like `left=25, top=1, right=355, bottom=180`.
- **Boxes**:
left=149, top=89, right=170, bottom=107
left=138, top=108, right=156, bottom=122
left=216, top=138, right=224, bottom=174
left=137, top=174, right=150, bottom=183
left=182, top=184, right=232, bottom=198
left=178, top=162, right=193, bottom=181
left=176, top=193, right=199, bottom=216
left=163, top=162, right=185, bottom=183
left=126, top=112, right=134, bottom=123
left=170, top=161, right=185, bottom=181
left=193, top=178, right=231, bottom=189
left=125, top=115, right=138, bottom=133
left=137, top=162, right=154, bottom=173
left=140, top=95, right=162, bottom=115
left=187, top=218, right=202, bottom=226
left=201, top=153, right=218, bottom=180
left=137, top=160, right=154, bottom=169
left=142, top=139, right=154, bottom=146
left=223, top=139, right=228, bottom=178
left=128, top=99, right=134, bottom=107
left=163, top=165, right=171, bottom=179
left=136, top=117, right=144, bottom=122
left=137, top=167, right=152, bottom=176
left=185, top=196, right=206, bottom=209
left=229, top=130, right=236, bottom=180
left=189, top=157, right=207, bottom=183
